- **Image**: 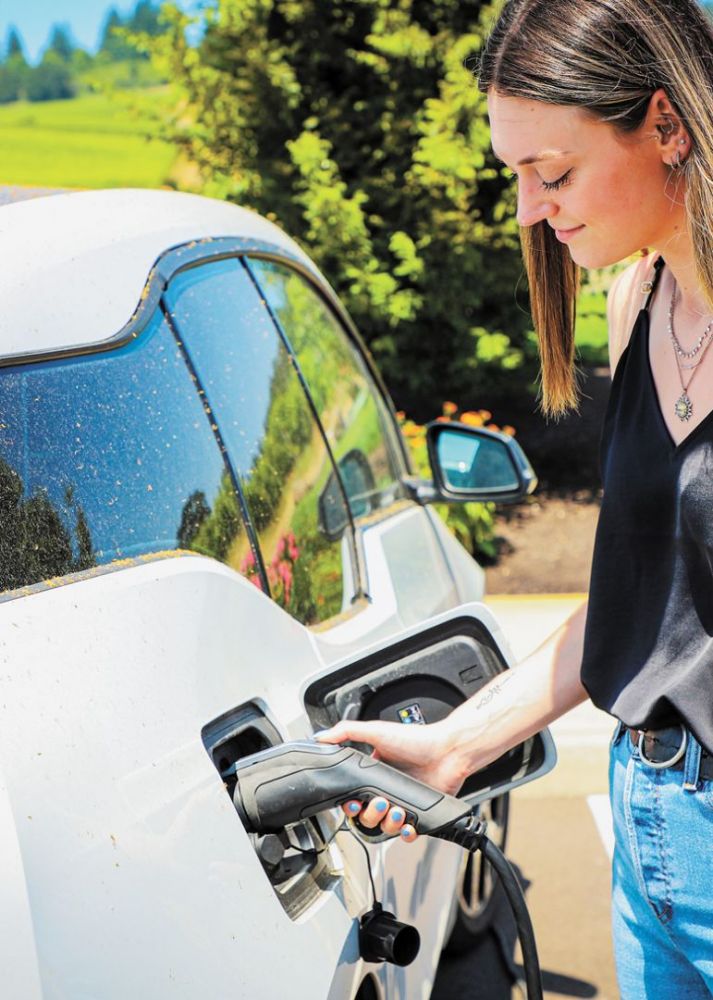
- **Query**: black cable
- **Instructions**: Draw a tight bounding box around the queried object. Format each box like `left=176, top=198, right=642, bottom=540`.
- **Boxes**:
left=479, top=836, right=543, bottom=1000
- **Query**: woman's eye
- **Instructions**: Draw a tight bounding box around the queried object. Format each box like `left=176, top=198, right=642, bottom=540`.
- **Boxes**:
left=542, top=169, right=573, bottom=192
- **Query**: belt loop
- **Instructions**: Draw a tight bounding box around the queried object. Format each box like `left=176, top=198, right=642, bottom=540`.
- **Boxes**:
left=682, top=727, right=702, bottom=792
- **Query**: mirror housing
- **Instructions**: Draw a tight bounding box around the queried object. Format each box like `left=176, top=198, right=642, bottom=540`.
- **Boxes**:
left=405, top=421, right=537, bottom=505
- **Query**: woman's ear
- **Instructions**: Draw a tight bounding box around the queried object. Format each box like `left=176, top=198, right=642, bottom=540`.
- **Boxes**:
left=646, top=87, right=691, bottom=168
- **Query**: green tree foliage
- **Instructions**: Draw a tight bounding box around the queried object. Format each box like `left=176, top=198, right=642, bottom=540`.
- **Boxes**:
left=100, top=8, right=137, bottom=60
left=0, top=3, right=169, bottom=103
left=177, top=489, right=212, bottom=550
left=48, top=24, right=75, bottom=62
left=100, top=2, right=166, bottom=62
left=153, top=0, right=531, bottom=415
left=6, top=27, right=25, bottom=59
left=0, top=28, right=29, bottom=103
left=26, top=50, right=76, bottom=101
left=0, top=462, right=96, bottom=591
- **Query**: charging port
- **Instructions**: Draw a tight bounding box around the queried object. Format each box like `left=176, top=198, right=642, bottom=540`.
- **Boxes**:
left=202, top=705, right=342, bottom=918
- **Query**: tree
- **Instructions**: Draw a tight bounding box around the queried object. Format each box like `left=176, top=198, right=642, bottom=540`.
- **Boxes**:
left=47, top=24, right=75, bottom=62
left=177, top=490, right=211, bottom=549
left=0, top=27, right=30, bottom=103
left=6, top=26, right=25, bottom=60
left=26, top=50, right=76, bottom=102
left=129, top=1, right=165, bottom=37
left=99, top=7, right=135, bottom=60
left=152, top=0, right=532, bottom=417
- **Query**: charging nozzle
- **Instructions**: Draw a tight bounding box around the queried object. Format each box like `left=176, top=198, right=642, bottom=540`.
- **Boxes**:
left=232, top=740, right=473, bottom=837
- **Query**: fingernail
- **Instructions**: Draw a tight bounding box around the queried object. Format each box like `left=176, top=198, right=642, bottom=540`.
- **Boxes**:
left=391, top=809, right=403, bottom=823
left=401, top=828, right=412, bottom=839
left=347, top=802, right=360, bottom=814
left=374, top=799, right=388, bottom=812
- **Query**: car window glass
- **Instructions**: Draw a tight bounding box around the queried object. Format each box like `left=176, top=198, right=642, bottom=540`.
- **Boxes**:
left=0, top=313, right=248, bottom=593
left=165, top=257, right=355, bottom=626
left=249, top=260, right=405, bottom=520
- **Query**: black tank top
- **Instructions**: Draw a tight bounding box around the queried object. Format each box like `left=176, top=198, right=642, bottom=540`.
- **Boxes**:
left=581, top=257, right=713, bottom=754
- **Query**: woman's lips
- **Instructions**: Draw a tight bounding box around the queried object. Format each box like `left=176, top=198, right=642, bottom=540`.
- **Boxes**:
left=554, top=225, right=585, bottom=243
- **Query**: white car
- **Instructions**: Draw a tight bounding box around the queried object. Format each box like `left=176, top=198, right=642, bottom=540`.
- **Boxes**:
left=0, top=188, right=552, bottom=1000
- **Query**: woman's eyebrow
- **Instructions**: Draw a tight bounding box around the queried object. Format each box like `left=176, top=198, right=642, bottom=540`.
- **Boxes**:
left=492, top=149, right=572, bottom=165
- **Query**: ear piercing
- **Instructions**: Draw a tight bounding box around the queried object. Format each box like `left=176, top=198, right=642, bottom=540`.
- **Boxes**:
left=673, top=139, right=689, bottom=170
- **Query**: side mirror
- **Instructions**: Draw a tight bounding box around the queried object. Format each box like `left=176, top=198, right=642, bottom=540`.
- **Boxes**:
left=318, top=449, right=377, bottom=540
left=424, top=421, right=537, bottom=504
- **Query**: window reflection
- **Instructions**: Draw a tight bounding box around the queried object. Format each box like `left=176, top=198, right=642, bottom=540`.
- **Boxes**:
left=0, top=313, right=246, bottom=593
left=249, top=260, right=405, bottom=519
left=165, top=258, right=354, bottom=626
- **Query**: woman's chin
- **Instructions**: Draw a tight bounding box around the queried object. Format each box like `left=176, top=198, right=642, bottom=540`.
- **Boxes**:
left=567, top=242, right=640, bottom=270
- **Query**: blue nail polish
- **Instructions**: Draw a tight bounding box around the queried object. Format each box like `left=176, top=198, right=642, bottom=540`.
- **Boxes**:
left=401, top=828, right=411, bottom=838
left=348, top=802, right=360, bottom=814
left=391, top=809, right=403, bottom=823
left=374, top=799, right=388, bottom=812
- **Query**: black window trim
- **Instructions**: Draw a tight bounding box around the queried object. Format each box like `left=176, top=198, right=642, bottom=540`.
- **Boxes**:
left=159, top=296, right=271, bottom=596
left=162, top=251, right=364, bottom=619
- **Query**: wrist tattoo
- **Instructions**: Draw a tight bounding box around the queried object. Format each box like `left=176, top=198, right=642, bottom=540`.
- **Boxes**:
left=475, top=672, right=514, bottom=710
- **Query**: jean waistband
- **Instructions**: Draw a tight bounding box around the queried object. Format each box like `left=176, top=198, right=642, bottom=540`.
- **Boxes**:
left=611, top=720, right=710, bottom=790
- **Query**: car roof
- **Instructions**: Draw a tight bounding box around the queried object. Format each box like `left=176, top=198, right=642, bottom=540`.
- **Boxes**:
left=0, top=188, right=316, bottom=362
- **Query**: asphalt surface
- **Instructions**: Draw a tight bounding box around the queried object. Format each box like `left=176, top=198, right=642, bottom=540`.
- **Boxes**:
left=432, top=596, right=618, bottom=1000
left=0, top=185, right=68, bottom=205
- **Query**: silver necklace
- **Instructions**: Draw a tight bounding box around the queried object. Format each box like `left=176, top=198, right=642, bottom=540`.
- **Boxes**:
left=668, top=279, right=713, bottom=422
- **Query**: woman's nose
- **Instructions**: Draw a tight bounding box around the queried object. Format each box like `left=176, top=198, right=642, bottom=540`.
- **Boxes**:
left=516, top=182, right=558, bottom=228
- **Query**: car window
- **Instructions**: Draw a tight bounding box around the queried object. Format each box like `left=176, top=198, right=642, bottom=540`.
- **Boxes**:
left=248, top=259, right=406, bottom=520
left=164, top=257, right=356, bottom=627
left=0, top=312, right=250, bottom=593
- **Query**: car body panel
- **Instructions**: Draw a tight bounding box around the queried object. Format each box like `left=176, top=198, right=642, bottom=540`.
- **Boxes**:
left=0, top=553, right=497, bottom=999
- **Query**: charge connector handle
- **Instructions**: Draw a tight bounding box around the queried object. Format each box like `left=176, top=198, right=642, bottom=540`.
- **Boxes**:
left=232, top=740, right=473, bottom=840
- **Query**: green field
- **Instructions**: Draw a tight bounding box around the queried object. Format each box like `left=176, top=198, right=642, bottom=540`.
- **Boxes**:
left=0, top=91, right=178, bottom=188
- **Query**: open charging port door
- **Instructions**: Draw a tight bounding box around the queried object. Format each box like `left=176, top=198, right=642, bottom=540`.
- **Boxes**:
left=305, top=602, right=556, bottom=806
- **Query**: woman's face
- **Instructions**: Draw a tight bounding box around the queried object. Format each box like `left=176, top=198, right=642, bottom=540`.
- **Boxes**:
left=487, top=89, right=687, bottom=268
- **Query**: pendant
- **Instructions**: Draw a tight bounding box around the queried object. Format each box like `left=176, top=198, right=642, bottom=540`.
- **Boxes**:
left=675, top=392, right=693, bottom=422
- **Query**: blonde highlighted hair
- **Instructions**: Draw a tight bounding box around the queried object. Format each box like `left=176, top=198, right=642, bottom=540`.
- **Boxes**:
left=478, top=0, right=713, bottom=416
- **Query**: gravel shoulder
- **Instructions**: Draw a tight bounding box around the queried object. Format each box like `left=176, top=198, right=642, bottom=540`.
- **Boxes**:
left=485, top=493, right=601, bottom=595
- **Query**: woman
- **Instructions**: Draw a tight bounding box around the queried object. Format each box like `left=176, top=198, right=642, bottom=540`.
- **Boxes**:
left=317, top=0, right=713, bottom=995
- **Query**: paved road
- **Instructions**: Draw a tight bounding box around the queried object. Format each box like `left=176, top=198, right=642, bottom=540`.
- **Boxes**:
left=433, top=595, right=618, bottom=1000
left=0, top=185, right=68, bottom=206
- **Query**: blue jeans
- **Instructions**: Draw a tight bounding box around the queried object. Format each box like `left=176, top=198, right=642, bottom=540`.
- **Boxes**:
left=610, top=722, right=713, bottom=998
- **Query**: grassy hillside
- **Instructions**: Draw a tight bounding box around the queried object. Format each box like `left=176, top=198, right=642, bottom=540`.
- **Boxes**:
left=0, top=90, right=178, bottom=188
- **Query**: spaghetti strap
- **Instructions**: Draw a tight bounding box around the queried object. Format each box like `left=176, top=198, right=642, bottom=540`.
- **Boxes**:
left=639, top=255, right=665, bottom=313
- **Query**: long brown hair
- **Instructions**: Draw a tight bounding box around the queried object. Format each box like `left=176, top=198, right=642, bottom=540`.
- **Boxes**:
left=478, top=0, right=713, bottom=416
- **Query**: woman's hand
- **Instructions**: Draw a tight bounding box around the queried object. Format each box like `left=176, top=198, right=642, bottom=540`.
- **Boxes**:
left=315, top=718, right=465, bottom=843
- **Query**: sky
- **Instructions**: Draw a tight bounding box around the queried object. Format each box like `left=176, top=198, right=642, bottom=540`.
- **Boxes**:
left=0, top=0, right=194, bottom=63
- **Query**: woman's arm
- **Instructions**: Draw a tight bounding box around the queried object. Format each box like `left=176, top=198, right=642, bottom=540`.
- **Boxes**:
left=317, top=600, right=590, bottom=834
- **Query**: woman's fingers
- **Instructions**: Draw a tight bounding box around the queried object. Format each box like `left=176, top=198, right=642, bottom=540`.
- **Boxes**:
left=340, top=798, right=418, bottom=842
left=358, top=797, right=391, bottom=828
left=380, top=806, right=407, bottom=837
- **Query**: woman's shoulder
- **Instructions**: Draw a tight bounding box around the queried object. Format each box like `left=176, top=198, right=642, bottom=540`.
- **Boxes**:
left=606, top=252, right=658, bottom=374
